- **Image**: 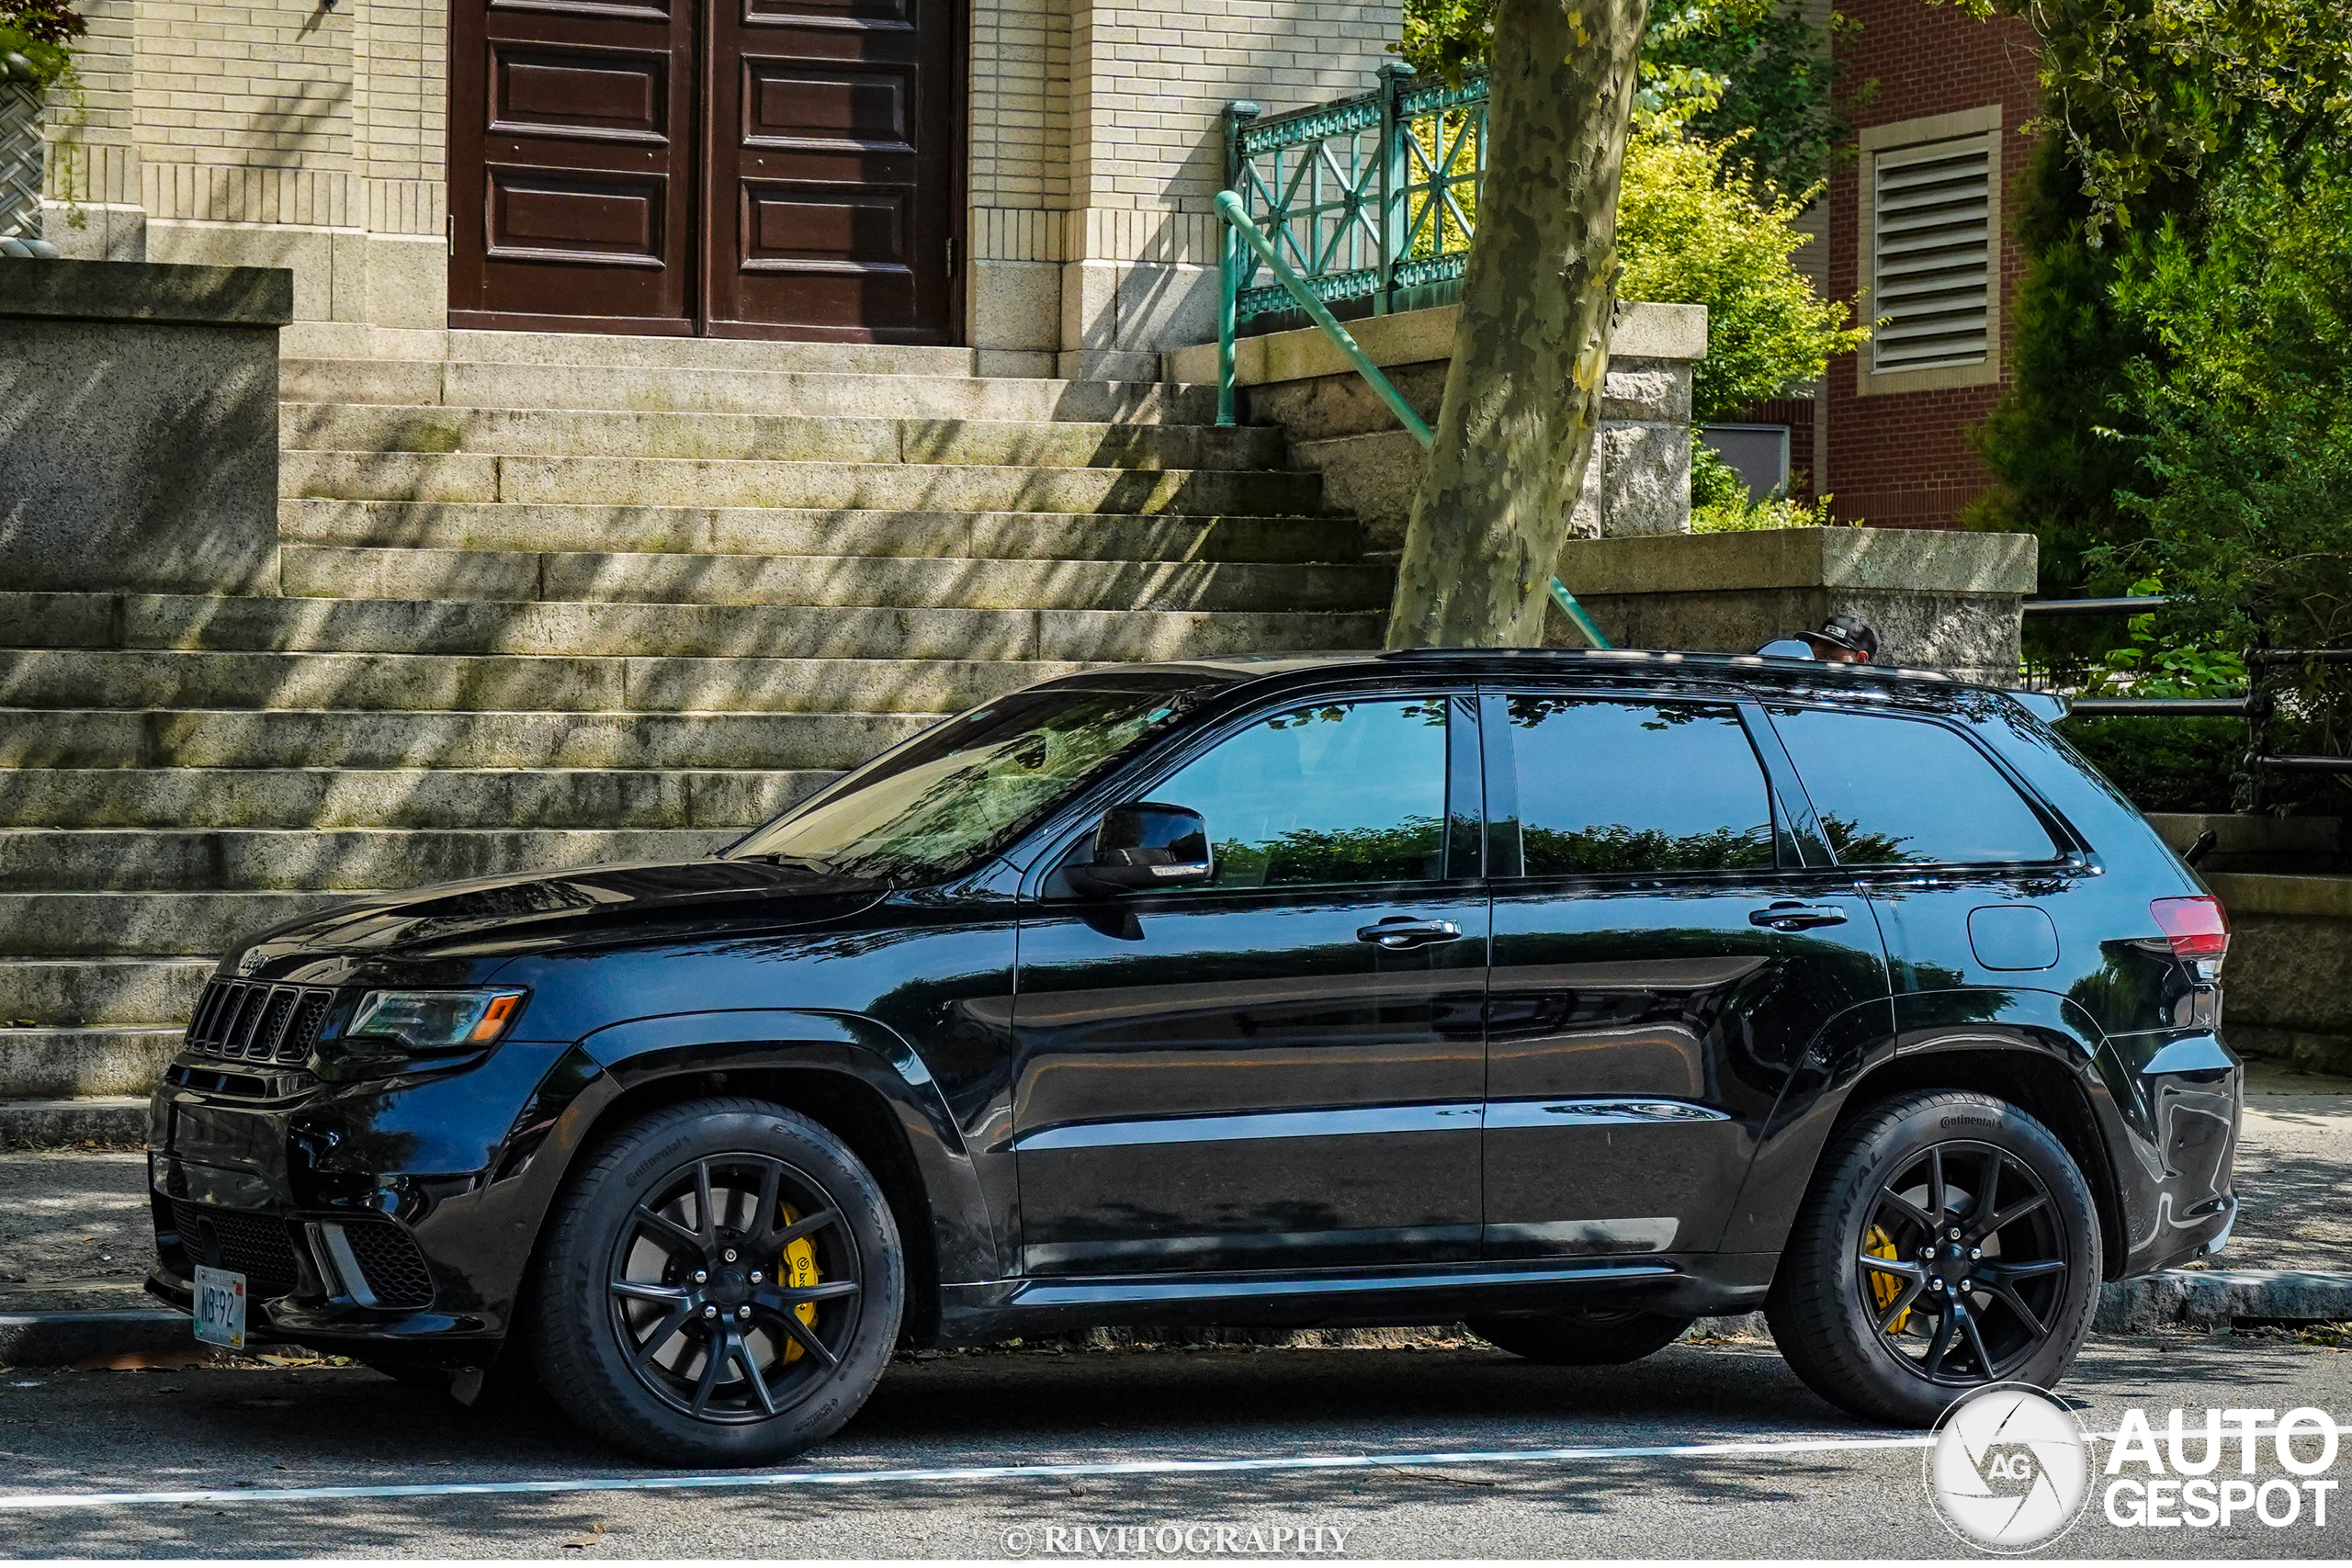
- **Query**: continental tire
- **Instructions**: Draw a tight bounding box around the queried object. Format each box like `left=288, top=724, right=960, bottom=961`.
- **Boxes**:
left=1767, top=1089, right=2100, bottom=1426
left=1467, top=1308, right=1697, bottom=1365
left=532, top=1098, right=905, bottom=1466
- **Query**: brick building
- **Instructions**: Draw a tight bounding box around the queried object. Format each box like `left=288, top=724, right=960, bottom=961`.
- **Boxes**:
left=40, top=0, right=1396, bottom=373
left=1806, top=0, right=2042, bottom=528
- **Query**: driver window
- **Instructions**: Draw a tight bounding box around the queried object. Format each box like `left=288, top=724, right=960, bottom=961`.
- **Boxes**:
left=1151, top=697, right=1449, bottom=888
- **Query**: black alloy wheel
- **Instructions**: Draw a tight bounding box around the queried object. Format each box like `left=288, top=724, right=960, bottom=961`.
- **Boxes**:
left=535, top=1099, right=904, bottom=1465
left=1854, top=1142, right=2069, bottom=1384
left=606, top=1152, right=865, bottom=1423
left=1768, top=1089, right=2100, bottom=1427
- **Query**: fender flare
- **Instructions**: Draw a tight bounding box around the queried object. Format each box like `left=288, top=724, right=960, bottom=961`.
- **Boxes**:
left=508, top=1010, right=1002, bottom=1293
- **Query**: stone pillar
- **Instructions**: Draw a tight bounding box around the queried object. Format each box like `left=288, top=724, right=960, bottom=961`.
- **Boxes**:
left=0, top=258, right=292, bottom=594
left=1161, top=300, right=1708, bottom=553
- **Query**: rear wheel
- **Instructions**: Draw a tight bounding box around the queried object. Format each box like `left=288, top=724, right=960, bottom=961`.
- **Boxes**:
left=1767, top=1089, right=2100, bottom=1426
left=533, top=1098, right=904, bottom=1466
left=1468, top=1308, right=1697, bottom=1365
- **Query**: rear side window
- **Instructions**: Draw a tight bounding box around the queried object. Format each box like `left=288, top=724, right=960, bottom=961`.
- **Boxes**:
left=1770, top=706, right=2059, bottom=865
left=1152, top=697, right=1449, bottom=888
left=1498, top=695, right=1775, bottom=875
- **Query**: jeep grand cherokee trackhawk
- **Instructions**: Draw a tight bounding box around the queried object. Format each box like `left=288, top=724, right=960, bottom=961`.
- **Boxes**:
left=146, top=649, right=2242, bottom=1463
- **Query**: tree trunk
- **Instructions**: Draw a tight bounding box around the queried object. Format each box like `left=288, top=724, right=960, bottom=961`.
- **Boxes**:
left=1384, top=0, right=1652, bottom=649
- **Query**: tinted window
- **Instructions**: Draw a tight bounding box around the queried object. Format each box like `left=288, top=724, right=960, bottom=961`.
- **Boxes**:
left=1152, top=697, right=1449, bottom=887
left=729, top=675, right=1221, bottom=880
left=1770, top=706, right=2059, bottom=864
left=1502, top=696, right=1775, bottom=875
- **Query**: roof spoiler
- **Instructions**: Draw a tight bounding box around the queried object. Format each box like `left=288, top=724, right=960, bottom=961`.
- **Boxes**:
left=2007, top=690, right=2072, bottom=723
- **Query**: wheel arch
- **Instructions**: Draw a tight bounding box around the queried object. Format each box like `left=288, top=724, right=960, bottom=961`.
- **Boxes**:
left=514, top=1010, right=1003, bottom=1350
left=1824, top=1044, right=2126, bottom=1281
left=1728, top=991, right=2131, bottom=1281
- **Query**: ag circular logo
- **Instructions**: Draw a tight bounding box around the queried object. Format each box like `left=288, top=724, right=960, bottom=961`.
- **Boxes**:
left=1923, top=1382, right=2092, bottom=1552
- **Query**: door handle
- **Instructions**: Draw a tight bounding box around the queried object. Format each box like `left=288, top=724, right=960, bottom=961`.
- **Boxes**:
left=1749, top=902, right=1849, bottom=931
left=1356, top=918, right=1464, bottom=949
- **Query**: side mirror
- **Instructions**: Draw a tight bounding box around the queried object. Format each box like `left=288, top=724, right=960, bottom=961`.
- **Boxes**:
left=1067, top=802, right=1213, bottom=895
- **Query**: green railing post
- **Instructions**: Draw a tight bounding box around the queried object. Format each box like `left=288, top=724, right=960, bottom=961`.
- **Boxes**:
left=1216, top=100, right=1261, bottom=429
left=1374, top=61, right=1411, bottom=317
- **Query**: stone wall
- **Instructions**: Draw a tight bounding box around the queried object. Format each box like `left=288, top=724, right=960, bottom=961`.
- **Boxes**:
left=1163, top=300, right=1707, bottom=553
left=1553, top=525, right=2036, bottom=681
left=2199, top=872, right=2352, bottom=1077
left=0, top=258, right=291, bottom=594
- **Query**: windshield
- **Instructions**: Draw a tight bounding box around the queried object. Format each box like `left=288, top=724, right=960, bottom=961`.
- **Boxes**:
left=725, top=674, right=1227, bottom=882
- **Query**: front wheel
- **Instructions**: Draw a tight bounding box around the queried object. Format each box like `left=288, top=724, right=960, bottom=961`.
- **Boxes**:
left=1767, top=1089, right=2101, bottom=1426
left=1468, top=1308, right=1697, bottom=1365
left=532, top=1098, right=905, bottom=1466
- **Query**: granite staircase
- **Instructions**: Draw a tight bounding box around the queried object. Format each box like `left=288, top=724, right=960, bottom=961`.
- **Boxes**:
left=0, top=330, right=1389, bottom=1145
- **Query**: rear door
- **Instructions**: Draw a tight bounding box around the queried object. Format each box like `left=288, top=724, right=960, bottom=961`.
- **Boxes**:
left=1479, top=687, right=1891, bottom=1260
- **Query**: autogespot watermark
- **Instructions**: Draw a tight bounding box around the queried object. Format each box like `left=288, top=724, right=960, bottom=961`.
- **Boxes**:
left=1001, top=1522, right=1356, bottom=1557
left=1923, top=1382, right=2344, bottom=1552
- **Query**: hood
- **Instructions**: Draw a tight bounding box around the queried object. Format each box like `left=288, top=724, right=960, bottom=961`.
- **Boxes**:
left=235, top=856, right=888, bottom=967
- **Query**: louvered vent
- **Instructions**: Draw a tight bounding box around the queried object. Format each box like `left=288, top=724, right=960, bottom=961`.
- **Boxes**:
left=1871, top=138, right=1994, bottom=374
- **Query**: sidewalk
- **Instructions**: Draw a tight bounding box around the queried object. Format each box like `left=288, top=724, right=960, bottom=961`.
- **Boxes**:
left=5, top=1063, right=2349, bottom=1365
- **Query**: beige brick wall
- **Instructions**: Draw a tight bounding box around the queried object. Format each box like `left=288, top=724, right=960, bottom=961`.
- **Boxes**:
left=40, top=0, right=1395, bottom=346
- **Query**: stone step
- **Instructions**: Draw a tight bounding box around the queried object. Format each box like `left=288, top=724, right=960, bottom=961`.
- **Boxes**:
left=279, top=450, right=1327, bottom=516
left=278, top=501, right=1364, bottom=566
left=275, top=547, right=1389, bottom=614
left=282, top=323, right=993, bottom=378
left=0, top=828, right=729, bottom=892
left=0, top=1028, right=181, bottom=1099
left=0, top=960, right=213, bottom=1029
left=0, top=891, right=390, bottom=956
left=280, top=358, right=1219, bottom=423
left=281, top=404, right=1293, bottom=471
left=0, top=768, right=824, bottom=830
left=0, top=1099, right=151, bottom=1149
left=0, top=649, right=1080, bottom=715
left=2, top=593, right=1386, bottom=661
left=0, top=707, right=937, bottom=772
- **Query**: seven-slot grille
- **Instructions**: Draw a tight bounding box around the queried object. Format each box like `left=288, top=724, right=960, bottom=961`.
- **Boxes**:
left=184, top=980, right=335, bottom=1065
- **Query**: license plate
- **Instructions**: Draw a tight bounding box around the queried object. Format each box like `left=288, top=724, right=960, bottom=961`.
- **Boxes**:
left=192, top=1265, right=247, bottom=1350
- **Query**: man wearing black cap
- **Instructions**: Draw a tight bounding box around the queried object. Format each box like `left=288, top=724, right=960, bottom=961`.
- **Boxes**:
left=1803, top=614, right=1879, bottom=664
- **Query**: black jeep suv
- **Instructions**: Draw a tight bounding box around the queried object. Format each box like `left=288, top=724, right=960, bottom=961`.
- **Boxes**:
left=147, top=649, right=2241, bottom=1462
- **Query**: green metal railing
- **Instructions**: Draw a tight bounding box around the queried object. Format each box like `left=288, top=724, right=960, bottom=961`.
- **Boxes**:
left=1220, top=62, right=1488, bottom=337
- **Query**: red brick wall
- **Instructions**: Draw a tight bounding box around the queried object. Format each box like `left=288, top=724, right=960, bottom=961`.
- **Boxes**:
left=1822, top=0, right=2041, bottom=529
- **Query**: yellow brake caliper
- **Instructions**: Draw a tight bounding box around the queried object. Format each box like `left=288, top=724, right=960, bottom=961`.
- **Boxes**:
left=778, top=1204, right=821, bottom=1362
left=1865, top=1224, right=1912, bottom=1333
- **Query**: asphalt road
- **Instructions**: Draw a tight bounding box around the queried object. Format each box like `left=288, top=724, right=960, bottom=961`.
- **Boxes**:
left=1, top=1330, right=2348, bottom=1559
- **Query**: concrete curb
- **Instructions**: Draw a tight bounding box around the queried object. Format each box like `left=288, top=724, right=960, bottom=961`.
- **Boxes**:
left=0, top=1309, right=189, bottom=1367
left=0, top=1097, right=145, bottom=1149
left=3, top=1271, right=2346, bottom=1368
left=2096, top=1269, right=2352, bottom=1332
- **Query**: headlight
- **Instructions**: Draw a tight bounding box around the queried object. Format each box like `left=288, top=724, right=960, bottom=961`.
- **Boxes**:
left=346, top=987, right=527, bottom=1053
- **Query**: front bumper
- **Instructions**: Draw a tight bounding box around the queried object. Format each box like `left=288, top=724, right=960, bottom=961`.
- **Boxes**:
left=146, top=1037, right=594, bottom=1359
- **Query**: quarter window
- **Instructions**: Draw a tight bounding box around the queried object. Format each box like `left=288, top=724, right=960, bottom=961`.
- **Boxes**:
left=1770, top=707, right=2058, bottom=865
left=1150, top=697, right=1450, bottom=888
left=1498, top=696, right=1776, bottom=876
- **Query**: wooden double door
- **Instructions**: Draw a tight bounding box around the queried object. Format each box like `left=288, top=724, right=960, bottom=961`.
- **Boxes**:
left=448, top=0, right=960, bottom=341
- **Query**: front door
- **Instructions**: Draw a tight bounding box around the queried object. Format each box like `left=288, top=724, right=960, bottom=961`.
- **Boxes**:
left=1478, top=689, right=1892, bottom=1260
left=448, top=0, right=961, bottom=340
left=1011, top=691, right=1488, bottom=1277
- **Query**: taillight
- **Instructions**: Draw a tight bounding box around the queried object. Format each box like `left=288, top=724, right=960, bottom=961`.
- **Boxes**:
left=2150, top=896, right=2230, bottom=960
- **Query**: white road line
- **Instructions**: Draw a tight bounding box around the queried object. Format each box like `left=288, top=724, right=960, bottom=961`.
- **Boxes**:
left=0, top=1434, right=1938, bottom=1512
